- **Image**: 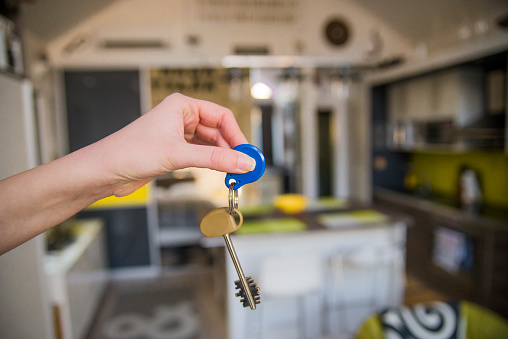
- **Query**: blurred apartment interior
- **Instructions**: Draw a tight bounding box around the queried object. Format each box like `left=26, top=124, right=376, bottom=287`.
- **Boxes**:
left=1, top=0, right=508, bottom=338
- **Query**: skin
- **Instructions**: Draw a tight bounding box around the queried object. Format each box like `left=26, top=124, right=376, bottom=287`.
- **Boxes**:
left=0, top=93, right=255, bottom=255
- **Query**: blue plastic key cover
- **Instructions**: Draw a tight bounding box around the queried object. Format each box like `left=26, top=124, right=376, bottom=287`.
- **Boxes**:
left=225, top=144, right=266, bottom=190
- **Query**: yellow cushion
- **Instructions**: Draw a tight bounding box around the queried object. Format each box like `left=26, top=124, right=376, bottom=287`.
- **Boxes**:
left=356, top=301, right=508, bottom=339
left=461, top=301, right=508, bottom=339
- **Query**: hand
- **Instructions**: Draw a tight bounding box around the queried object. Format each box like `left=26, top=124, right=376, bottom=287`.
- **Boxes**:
left=0, top=93, right=254, bottom=254
left=96, top=93, right=255, bottom=197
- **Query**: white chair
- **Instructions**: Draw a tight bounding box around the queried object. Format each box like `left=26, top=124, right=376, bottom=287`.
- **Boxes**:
left=324, top=244, right=405, bottom=338
left=252, top=252, right=324, bottom=339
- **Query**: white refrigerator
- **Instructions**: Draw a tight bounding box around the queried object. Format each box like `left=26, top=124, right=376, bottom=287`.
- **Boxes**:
left=0, top=72, right=54, bottom=339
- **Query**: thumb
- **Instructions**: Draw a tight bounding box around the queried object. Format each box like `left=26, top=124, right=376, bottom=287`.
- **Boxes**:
left=177, top=144, right=256, bottom=173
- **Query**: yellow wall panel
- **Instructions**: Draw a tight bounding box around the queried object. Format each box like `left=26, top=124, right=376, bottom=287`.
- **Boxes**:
left=87, top=184, right=150, bottom=209
left=411, top=152, right=508, bottom=207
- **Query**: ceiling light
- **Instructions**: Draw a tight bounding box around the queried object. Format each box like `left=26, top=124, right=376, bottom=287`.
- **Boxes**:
left=251, top=82, right=273, bottom=100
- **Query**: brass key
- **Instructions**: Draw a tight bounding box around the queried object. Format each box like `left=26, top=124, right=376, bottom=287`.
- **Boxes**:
left=200, top=207, right=260, bottom=310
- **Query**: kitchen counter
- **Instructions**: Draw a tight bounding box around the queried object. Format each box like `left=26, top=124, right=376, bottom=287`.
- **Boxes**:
left=201, top=200, right=407, bottom=339
left=201, top=199, right=404, bottom=248
left=374, top=187, right=508, bottom=319
left=44, top=219, right=108, bottom=339
left=374, top=187, right=508, bottom=230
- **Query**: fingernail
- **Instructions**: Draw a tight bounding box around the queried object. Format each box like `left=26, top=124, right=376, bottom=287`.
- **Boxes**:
left=237, top=154, right=256, bottom=173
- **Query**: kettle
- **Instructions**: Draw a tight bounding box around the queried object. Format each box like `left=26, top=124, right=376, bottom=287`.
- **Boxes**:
left=458, top=166, right=482, bottom=211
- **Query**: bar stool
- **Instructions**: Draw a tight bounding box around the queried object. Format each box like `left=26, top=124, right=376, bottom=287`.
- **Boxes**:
left=324, top=244, right=405, bottom=338
left=252, top=252, right=324, bottom=339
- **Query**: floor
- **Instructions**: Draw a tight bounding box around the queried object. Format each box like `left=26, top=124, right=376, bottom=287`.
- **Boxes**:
left=86, top=261, right=449, bottom=339
left=403, top=274, right=450, bottom=307
left=86, top=267, right=227, bottom=339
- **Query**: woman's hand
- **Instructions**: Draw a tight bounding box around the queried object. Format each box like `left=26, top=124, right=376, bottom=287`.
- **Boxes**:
left=95, top=93, right=255, bottom=196
left=0, top=93, right=254, bottom=254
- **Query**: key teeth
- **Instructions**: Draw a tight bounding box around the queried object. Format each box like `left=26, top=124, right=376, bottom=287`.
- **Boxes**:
left=239, top=297, right=253, bottom=308
left=234, top=278, right=261, bottom=307
left=249, top=284, right=260, bottom=297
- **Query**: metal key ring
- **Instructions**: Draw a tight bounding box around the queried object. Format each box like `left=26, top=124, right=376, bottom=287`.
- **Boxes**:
left=230, top=207, right=244, bottom=228
left=229, top=182, right=238, bottom=214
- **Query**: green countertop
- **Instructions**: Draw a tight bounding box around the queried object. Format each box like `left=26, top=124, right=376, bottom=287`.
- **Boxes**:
left=317, top=210, right=390, bottom=229
left=234, top=204, right=390, bottom=235
left=236, top=217, right=307, bottom=234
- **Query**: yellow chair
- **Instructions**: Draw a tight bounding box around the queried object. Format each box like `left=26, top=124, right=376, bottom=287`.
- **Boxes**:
left=356, top=300, right=508, bottom=339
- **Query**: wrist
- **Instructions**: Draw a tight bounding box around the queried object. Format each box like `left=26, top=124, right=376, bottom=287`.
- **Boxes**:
left=84, top=132, right=155, bottom=198
left=64, top=142, right=117, bottom=202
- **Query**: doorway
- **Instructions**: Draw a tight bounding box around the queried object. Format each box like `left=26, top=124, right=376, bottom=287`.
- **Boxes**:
left=318, top=109, right=333, bottom=197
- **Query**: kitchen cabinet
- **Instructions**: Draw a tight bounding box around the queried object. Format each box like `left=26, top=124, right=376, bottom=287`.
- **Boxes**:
left=378, top=51, right=508, bottom=152
left=375, top=188, right=508, bottom=319
left=64, top=70, right=141, bottom=152
left=491, top=234, right=508, bottom=315
left=44, top=219, right=107, bottom=339
left=406, top=76, right=433, bottom=121
left=387, top=67, right=483, bottom=125
left=435, top=68, right=484, bottom=126
left=64, top=70, right=155, bottom=269
left=433, top=71, right=459, bottom=120
left=79, top=207, right=151, bottom=268
left=388, top=76, right=430, bottom=122
left=387, top=81, right=407, bottom=122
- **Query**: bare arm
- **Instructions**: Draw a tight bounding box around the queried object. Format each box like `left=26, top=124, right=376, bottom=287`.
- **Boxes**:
left=0, top=93, right=254, bottom=255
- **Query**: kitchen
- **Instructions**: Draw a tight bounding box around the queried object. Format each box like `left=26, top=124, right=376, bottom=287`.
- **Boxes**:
left=1, top=0, right=508, bottom=338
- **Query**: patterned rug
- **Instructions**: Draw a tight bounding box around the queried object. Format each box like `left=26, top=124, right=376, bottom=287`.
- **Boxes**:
left=87, top=268, right=226, bottom=339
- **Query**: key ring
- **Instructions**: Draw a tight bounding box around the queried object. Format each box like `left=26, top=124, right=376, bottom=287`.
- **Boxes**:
left=229, top=182, right=238, bottom=214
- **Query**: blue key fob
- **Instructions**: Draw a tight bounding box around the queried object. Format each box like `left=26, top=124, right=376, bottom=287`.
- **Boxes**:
left=225, top=144, right=266, bottom=190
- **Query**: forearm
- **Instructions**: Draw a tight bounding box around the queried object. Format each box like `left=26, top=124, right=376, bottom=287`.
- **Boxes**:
left=0, top=142, right=113, bottom=254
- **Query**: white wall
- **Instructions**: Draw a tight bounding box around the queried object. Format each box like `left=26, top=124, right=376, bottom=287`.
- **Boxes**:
left=20, top=0, right=414, bottom=205
left=40, top=0, right=412, bottom=68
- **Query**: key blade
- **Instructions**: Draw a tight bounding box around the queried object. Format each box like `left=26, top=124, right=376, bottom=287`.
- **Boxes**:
left=224, top=234, right=258, bottom=310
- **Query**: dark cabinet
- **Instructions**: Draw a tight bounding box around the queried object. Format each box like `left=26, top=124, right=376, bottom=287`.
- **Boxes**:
left=376, top=190, right=508, bottom=318
left=65, top=70, right=151, bottom=268
left=79, top=208, right=151, bottom=268
left=405, top=210, right=433, bottom=275
left=487, top=231, right=508, bottom=316
left=64, top=70, right=141, bottom=152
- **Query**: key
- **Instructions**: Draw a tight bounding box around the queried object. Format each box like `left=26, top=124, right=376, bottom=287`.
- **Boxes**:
left=200, top=207, right=261, bottom=310
left=200, top=207, right=242, bottom=238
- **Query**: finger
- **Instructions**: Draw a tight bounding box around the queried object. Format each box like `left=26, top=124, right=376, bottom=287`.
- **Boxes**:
left=184, top=126, right=228, bottom=147
left=192, top=123, right=231, bottom=148
left=186, top=134, right=215, bottom=147
left=189, top=98, right=248, bottom=147
left=175, top=144, right=256, bottom=173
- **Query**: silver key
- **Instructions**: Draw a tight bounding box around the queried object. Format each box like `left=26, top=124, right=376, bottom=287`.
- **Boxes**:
left=226, top=183, right=260, bottom=309
left=223, top=232, right=260, bottom=309
left=200, top=189, right=260, bottom=309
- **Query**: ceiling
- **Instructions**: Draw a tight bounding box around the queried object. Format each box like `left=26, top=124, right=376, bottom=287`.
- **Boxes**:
left=20, top=0, right=120, bottom=41
left=354, top=0, right=508, bottom=43
left=19, top=0, right=508, bottom=44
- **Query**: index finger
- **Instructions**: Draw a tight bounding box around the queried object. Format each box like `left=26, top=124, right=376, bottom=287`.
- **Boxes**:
left=188, top=97, right=248, bottom=147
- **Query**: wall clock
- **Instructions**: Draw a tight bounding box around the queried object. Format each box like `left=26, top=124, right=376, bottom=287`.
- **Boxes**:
left=324, top=18, right=350, bottom=46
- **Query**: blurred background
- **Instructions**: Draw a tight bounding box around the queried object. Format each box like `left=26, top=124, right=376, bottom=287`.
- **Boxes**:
left=1, top=0, right=508, bottom=338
